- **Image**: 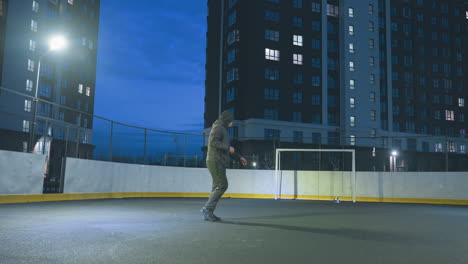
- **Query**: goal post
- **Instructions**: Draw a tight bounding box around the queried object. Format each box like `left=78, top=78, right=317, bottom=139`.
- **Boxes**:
left=275, top=148, right=356, bottom=203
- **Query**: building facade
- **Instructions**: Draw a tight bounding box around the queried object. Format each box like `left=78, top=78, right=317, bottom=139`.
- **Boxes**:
left=204, top=0, right=468, bottom=171
left=0, top=0, right=100, bottom=191
left=0, top=0, right=99, bottom=148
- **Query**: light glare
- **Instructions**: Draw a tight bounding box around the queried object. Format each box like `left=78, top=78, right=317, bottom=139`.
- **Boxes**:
left=49, top=36, right=67, bottom=51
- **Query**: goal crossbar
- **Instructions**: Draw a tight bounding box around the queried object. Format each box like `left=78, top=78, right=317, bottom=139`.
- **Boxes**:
left=275, top=148, right=356, bottom=202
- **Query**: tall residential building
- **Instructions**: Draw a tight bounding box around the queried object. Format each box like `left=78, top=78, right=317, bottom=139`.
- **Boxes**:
left=0, top=0, right=100, bottom=152
left=204, top=0, right=468, bottom=171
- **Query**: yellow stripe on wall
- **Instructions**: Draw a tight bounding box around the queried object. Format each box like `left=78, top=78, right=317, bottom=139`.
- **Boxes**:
left=0, top=192, right=467, bottom=206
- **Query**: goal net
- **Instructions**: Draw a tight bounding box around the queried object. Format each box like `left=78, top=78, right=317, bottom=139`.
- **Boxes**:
left=275, top=148, right=356, bottom=202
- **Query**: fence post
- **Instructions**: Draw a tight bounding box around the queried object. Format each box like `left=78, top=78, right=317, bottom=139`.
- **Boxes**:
left=183, top=136, right=187, bottom=167
left=445, top=135, right=448, bottom=172
left=144, top=128, right=147, bottom=165
left=109, top=121, right=114, bottom=162
left=42, top=120, right=48, bottom=154
left=75, top=113, right=81, bottom=158
left=64, top=125, right=70, bottom=157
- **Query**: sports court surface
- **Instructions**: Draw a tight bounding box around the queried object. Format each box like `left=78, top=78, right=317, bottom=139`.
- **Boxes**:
left=1, top=198, right=467, bottom=264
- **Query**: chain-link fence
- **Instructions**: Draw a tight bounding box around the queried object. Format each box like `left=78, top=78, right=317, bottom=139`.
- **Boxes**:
left=0, top=87, right=204, bottom=192
left=2, top=86, right=468, bottom=192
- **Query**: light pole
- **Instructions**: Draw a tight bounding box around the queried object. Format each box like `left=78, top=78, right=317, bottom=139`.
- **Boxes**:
left=29, top=35, right=67, bottom=151
left=390, top=150, right=398, bottom=172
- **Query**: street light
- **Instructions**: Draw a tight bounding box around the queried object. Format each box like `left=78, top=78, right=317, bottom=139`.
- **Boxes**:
left=390, top=150, right=398, bottom=172
left=49, top=35, right=67, bottom=51
left=29, top=35, right=67, bottom=151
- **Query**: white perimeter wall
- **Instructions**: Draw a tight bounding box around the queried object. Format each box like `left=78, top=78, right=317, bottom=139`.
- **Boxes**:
left=64, top=158, right=468, bottom=201
left=0, top=150, right=46, bottom=195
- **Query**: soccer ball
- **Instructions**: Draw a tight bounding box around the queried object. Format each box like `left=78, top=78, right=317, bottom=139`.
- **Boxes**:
left=334, top=197, right=340, bottom=203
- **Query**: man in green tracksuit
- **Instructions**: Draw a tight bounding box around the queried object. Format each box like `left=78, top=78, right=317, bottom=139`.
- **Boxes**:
left=201, top=111, right=247, bottom=222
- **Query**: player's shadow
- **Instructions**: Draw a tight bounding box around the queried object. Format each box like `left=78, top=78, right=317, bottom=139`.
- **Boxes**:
left=217, top=220, right=422, bottom=243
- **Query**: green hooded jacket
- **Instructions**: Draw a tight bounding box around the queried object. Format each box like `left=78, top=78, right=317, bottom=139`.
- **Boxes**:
left=206, top=111, right=241, bottom=167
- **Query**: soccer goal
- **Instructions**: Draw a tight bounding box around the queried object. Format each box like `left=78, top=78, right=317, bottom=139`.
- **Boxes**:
left=275, top=148, right=356, bottom=203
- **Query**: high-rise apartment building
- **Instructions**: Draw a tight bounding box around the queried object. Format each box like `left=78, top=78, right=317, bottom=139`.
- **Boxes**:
left=0, top=0, right=99, bottom=150
left=204, top=0, right=468, bottom=170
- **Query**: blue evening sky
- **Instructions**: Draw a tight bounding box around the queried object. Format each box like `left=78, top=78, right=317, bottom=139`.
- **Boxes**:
left=95, top=0, right=207, bottom=134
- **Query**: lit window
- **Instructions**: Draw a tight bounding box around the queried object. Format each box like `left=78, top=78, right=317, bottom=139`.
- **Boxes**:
left=86, top=87, right=91, bottom=96
left=445, top=110, right=455, bottom=121
left=26, top=80, right=33, bottom=91
left=370, top=92, right=376, bottom=102
left=31, top=20, right=37, bottom=32
left=350, top=97, right=355, bottom=108
left=350, top=116, right=356, bottom=127
left=448, top=142, right=456, bottom=153
left=349, top=25, right=355, bottom=35
left=265, top=48, right=280, bottom=61
left=349, top=61, right=355, bottom=71
left=350, top=135, right=356, bottom=146
left=466, top=11, right=468, bottom=19
left=78, top=84, right=83, bottom=93
left=348, top=7, right=354, bottom=18
left=349, top=43, right=354, bottom=53
left=458, top=98, right=465, bottom=107
left=24, top=100, right=32, bottom=112
left=370, top=56, right=375, bottom=67
left=369, top=39, right=375, bottom=48
left=32, top=1, right=39, bottom=12
left=293, top=35, right=303, bottom=46
left=23, top=120, right=30, bottom=132
left=459, top=144, right=466, bottom=153
left=370, top=74, right=375, bottom=84
left=28, top=59, right=35, bottom=72
left=350, top=79, right=355, bottom=90
left=370, top=110, right=376, bottom=120
left=435, top=143, right=442, bottom=152
left=293, top=54, right=303, bottom=65
left=29, top=40, right=36, bottom=52
left=371, top=129, right=377, bottom=138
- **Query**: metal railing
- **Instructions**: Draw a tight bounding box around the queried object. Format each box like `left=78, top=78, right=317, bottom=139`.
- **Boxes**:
left=1, top=86, right=468, bottom=192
